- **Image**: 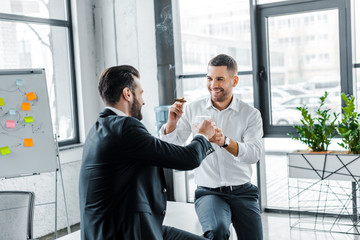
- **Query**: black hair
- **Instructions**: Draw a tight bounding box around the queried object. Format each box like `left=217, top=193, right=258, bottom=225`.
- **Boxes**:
left=208, top=54, right=238, bottom=76
left=98, top=65, right=140, bottom=105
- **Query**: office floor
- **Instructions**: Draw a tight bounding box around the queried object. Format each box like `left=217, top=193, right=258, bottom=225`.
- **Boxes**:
left=39, top=224, right=80, bottom=240
left=262, top=212, right=360, bottom=240
left=44, top=212, right=360, bottom=240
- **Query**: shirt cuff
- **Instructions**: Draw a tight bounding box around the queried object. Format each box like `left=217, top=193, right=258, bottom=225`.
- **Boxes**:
left=194, top=133, right=209, bottom=141
left=159, top=123, right=177, bottom=142
left=233, top=142, right=246, bottom=161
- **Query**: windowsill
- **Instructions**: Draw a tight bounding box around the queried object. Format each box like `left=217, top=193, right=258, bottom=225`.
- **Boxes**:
left=59, top=143, right=84, bottom=151
left=58, top=143, right=84, bottom=164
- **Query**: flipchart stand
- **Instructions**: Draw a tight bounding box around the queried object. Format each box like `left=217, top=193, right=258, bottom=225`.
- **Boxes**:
left=55, top=134, right=71, bottom=238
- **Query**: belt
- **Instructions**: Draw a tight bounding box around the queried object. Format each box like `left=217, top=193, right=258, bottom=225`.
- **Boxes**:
left=202, top=183, right=249, bottom=192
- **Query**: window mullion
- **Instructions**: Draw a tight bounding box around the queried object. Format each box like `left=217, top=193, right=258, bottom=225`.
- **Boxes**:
left=0, top=12, right=69, bottom=27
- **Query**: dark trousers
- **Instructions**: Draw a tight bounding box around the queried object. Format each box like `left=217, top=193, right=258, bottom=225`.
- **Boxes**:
left=194, top=183, right=263, bottom=240
left=163, top=226, right=206, bottom=240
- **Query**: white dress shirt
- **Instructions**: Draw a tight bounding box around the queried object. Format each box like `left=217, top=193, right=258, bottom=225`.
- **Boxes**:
left=105, top=106, right=127, bottom=117
left=160, top=95, right=263, bottom=188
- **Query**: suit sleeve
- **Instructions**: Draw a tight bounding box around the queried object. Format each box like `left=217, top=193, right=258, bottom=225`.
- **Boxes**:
left=122, top=117, right=214, bottom=170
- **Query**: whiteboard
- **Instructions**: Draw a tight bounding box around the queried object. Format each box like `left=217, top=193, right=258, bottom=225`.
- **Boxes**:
left=0, top=69, right=57, bottom=178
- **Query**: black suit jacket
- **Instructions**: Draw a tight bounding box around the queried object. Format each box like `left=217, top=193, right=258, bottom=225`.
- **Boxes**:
left=79, top=109, right=214, bottom=240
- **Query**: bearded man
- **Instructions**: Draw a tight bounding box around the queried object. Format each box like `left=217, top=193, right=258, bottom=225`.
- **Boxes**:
left=79, top=65, right=216, bottom=240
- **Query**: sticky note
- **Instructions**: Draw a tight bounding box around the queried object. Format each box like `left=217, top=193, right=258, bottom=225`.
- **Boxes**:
left=0, top=146, right=10, bottom=155
left=0, top=98, right=4, bottom=106
left=21, top=102, right=30, bottom=111
left=24, top=116, right=34, bottom=123
left=26, top=92, right=37, bottom=101
left=16, top=79, right=22, bottom=86
left=6, top=120, right=15, bottom=128
left=24, top=138, right=34, bottom=147
left=9, top=108, right=16, bottom=115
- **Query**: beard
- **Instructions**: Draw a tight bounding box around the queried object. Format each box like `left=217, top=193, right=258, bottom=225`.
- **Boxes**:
left=209, top=87, right=231, bottom=103
left=130, top=97, right=143, bottom=121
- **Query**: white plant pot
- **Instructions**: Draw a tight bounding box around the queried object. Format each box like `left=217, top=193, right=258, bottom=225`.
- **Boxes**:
left=288, top=151, right=360, bottom=182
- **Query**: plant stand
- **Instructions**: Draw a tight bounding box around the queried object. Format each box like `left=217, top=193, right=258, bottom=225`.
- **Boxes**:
left=288, top=152, right=360, bottom=235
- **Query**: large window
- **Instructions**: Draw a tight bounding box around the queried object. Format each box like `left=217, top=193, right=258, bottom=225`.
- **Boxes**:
left=178, top=0, right=252, bottom=74
left=258, top=0, right=356, bottom=212
left=176, top=0, right=254, bottom=106
left=258, top=0, right=352, bottom=137
left=0, top=0, right=78, bottom=145
left=266, top=9, right=341, bottom=127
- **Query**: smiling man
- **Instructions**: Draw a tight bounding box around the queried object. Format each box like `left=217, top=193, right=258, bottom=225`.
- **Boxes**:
left=160, top=54, right=264, bottom=240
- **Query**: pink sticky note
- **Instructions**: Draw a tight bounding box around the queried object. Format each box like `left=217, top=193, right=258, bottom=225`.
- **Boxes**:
left=6, top=120, right=15, bottom=128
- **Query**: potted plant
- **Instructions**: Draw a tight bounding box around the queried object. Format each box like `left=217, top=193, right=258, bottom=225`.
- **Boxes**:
left=288, top=91, right=338, bottom=152
left=287, top=92, right=360, bottom=234
left=287, top=91, right=360, bottom=182
left=336, top=93, right=360, bottom=154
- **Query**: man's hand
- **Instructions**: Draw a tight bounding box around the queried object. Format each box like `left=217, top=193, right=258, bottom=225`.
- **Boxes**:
left=165, top=100, right=185, bottom=135
left=197, top=120, right=216, bottom=140
left=209, top=127, right=239, bottom=156
left=209, top=128, right=226, bottom=147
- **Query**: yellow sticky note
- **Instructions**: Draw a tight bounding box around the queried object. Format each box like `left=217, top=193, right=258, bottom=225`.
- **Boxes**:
left=0, top=146, right=10, bottom=155
left=24, top=138, right=34, bottom=147
left=26, top=92, right=37, bottom=101
left=0, top=97, right=4, bottom=106
left=22, top=102, right=31, bottom=111
left=24, top=116, right=34, bottom=123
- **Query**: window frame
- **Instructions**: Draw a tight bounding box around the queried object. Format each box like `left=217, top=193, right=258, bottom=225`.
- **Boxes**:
left=0, top=0, right=79, bottom=146
left=256, top=0, right=353, bottom=137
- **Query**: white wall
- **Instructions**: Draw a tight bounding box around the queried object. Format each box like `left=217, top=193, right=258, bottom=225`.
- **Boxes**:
left=113, top=0, right=159, bottom=133
left=0, top=0, right=160, bottom=237
left=92, top=0, right=159, bottom=135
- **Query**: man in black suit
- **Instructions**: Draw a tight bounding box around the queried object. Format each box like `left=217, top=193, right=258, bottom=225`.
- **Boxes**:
left=79, top=65, right=216, bottom=240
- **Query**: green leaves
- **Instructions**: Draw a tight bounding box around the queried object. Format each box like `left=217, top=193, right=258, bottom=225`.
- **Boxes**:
left=289, top=91, right=338, bottom=152
left=290, top=91, right=360, bottom=153
left=336, top=93, right=360, bottom=154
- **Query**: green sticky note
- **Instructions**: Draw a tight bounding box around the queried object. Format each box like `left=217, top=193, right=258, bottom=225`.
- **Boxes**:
left=0, top=146, right=10, bottom=155
left=0, top=97, right=4, bottom=106
left=24, top=116, right=34, bottom=123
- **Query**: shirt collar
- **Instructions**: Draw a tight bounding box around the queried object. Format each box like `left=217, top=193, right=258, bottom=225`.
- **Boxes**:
left=205, top=94, right=241, bottom=112
left=105, top=106, right=128, bottom=117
